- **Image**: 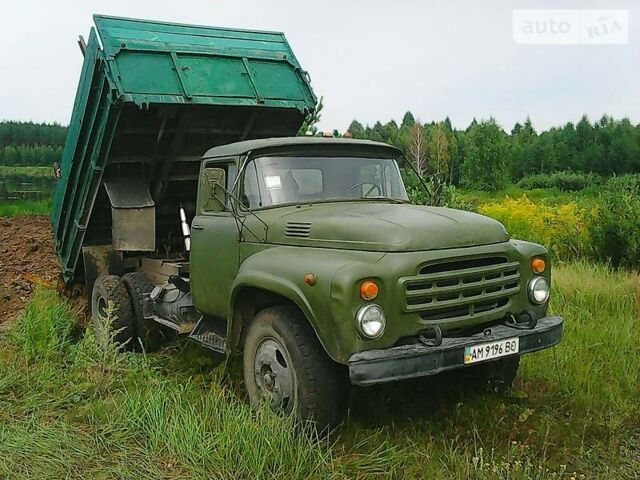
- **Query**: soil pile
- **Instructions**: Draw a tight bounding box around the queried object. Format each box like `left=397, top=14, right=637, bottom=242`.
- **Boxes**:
left=0, top=215, right=61, bottom=323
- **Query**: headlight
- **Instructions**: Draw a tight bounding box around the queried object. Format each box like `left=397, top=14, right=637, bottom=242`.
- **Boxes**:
left=356, top=304, right=386, bottom=339
left=528, top=276, right=550, bottom=304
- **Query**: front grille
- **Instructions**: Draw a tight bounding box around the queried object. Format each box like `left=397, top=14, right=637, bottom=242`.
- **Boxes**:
left=284, top=221, right=312, bottom=238
left=402, top=256, right=520, bottom=322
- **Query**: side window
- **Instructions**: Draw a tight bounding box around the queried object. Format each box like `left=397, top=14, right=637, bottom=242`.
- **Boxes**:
left=201, top=165, right=228, bottom=213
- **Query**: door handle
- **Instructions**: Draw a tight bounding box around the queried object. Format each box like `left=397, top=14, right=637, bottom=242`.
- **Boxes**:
left=192, top=223, right=203, bottom=230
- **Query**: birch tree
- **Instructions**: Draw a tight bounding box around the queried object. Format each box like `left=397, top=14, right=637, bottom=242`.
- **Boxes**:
left=407, top=123, right=427, bottom=177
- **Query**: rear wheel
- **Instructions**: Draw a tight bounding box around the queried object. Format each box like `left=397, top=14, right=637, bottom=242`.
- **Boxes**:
left=122, top=272, right=171, bottom=352
left=91, top=275, right=136, bottom=350
left=243, top=305, right=348, bottom=431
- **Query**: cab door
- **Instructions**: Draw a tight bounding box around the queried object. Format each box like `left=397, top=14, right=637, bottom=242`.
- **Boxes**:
left=190, top=159, right=239, bottom=319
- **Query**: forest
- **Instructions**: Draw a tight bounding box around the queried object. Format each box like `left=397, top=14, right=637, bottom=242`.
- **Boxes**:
left=2, top=115, right=640, bottom=190
left=0, top=121, right=65, bottom=167
left=346, top=112, right=640, bottom=190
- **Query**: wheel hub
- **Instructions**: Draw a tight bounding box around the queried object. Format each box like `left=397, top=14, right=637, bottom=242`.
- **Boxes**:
left=263, top=372, right=274, bottom=389
left=254, top=338, right=296, bottom=412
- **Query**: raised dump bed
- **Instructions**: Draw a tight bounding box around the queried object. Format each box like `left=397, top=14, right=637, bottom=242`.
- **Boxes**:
left=52, top=15, right=316, bottom=283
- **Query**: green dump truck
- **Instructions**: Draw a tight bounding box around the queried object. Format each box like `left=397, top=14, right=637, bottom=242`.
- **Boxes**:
left=53, top=15, right=563, bottom=429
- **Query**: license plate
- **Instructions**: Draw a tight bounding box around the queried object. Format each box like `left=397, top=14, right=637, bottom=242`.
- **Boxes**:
left=464, top=337, right=519, bottom=365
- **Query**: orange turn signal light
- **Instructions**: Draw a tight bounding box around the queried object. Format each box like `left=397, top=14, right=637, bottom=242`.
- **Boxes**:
left=531, top=257, right=546, bottom=274
left=360, top=280, right=379, bottom=300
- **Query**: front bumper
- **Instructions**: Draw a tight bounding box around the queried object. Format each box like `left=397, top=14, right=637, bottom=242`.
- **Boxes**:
left=348, top=315, right=563, bottom=386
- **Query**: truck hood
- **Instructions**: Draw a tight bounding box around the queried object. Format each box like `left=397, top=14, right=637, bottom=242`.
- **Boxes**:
left=261, top=202, right=509, bottom=251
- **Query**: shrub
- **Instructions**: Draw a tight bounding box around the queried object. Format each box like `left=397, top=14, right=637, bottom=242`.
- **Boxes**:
left=404, top=170, right=476, bottom=211
left=479, top=196, right=590, bottom=260
left=589, top=175, right=640, bottom=268
left=517, top=171, right=600, bottom=191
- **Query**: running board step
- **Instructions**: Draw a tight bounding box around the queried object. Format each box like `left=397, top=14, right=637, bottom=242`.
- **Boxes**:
left=188, top=317, right=227, bottom=353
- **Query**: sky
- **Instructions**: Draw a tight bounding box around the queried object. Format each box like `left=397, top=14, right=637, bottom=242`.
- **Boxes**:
left=0, top=0, right=637, bottom=133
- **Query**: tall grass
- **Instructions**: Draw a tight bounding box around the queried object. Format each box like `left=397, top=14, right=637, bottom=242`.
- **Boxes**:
left=0, top=198, right=52, bottom=216
left=0, top=266, right=638, bottom=478
left=12, top=288, right=76, bottom=361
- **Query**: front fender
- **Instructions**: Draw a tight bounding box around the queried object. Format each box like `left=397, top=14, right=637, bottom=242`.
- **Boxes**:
left=229, top=246, right=384, bottom=363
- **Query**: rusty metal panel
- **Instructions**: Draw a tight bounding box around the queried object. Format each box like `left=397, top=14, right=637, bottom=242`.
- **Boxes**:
left=111, top=207, right=156, bottom=251
left=104, top=179, right=155, bottom=251
left=104, top=178, right=155, bottom=251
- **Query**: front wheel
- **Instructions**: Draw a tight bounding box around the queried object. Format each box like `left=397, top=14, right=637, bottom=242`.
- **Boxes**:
left=243, top=305, right=348, bottom=431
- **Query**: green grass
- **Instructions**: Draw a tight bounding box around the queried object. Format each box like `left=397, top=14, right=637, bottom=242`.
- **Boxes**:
left=0, top=165, right=55, bottom=215
left=0, top=268, right=638, bottom=478
left=0, top=198, right=52, bottom=216
left=0, top=166, right=53, bottom=178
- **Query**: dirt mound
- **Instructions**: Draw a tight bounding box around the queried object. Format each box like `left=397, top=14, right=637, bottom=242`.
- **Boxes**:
left=0, top=215, right=61, bottom=323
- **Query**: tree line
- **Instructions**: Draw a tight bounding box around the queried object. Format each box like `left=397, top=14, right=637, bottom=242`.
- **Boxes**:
left=347, top=113, right=640, bottom=190
left=0, top=121, right=66, bottom=167
left=2, top=115, right=640, bottom=190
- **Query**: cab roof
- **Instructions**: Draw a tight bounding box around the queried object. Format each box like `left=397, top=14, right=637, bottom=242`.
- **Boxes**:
left=202, top=137, right=402, bottom=159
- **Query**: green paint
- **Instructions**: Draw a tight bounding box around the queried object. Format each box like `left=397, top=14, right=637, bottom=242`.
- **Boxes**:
left=192, top=140, right=551, bottom=363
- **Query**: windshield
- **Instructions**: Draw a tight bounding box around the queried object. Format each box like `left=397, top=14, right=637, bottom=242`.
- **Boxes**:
left=239, top=156, right=409, bottom=209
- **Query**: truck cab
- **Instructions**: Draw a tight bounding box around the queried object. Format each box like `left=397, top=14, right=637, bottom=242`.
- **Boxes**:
left=166, top=136, right=561, bottom=427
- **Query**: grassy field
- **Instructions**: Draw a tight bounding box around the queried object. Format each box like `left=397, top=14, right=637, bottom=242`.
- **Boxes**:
left=0, top=198, right=52, bottom=216
left=0, top=166, right=53, bottom=178
left=0, top=262, right=638, bottom=479
left=0, top=166, right=55, bottom=216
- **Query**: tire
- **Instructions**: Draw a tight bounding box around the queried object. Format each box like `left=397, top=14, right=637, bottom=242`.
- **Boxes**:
left=243, top=305, right=348, bottom=431
left=122, top=272, right=170, bottom=352
left=470, top=355, right=521, bottom=393
left=91, top=275, right=136, bottom=350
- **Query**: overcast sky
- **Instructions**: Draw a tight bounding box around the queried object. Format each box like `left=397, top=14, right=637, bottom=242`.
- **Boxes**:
left=0, top=0, right=637, bottom=132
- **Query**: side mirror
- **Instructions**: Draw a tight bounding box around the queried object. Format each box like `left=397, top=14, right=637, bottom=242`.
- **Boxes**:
left=201, top=167, right=227, bottom=212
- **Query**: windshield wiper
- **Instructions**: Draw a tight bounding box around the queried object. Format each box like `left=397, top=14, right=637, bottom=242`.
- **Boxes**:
left=360, top=196, right=409, bottom=204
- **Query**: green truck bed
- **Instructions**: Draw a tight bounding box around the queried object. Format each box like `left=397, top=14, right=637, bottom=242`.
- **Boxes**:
left=52, top=15, right=316, bottom=283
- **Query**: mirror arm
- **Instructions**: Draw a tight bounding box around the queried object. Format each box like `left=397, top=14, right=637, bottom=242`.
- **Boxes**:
left=216, top=183, right=268, bottom=243
left=400, top=155, right=433, bottom=204
left=231, top=150, right=252, bottom=194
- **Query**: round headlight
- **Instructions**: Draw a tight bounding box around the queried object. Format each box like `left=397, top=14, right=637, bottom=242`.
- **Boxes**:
left=528, top=276, right=550, bottom=304
left=356, top=304, right=386, bottom=339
